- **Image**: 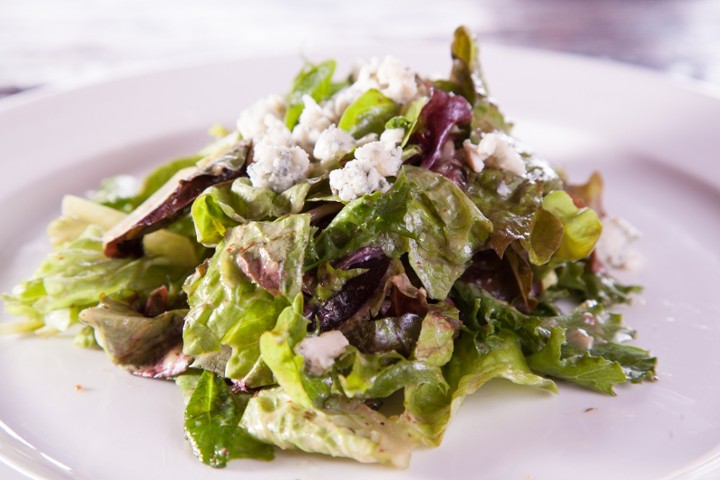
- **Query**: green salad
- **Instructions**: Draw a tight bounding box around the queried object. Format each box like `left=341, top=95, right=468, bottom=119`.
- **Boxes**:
left=1, top=26, right=655, bottom=468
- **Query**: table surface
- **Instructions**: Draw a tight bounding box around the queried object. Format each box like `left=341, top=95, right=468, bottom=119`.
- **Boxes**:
left=2, top=0, right=720, bottom=99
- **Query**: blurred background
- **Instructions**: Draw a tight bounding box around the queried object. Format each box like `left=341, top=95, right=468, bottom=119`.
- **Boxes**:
left=2, top=0, right=720, bottom=98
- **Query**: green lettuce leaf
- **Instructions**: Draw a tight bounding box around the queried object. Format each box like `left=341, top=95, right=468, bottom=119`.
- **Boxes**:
left=526, top=327, right=626, bottom=395
left=241, top=387, right=415, bottom=468
left=588, top=342, right=657, bottom=383
left=449, top=26, right=512, bottom=133
left=466, top=169, right=550, bottom=257
left=317, top=167, right=491, bottom=299
left=285, top=60, right=336, bottom=129
left=338, top=89, right=399, bottom=139
left=402, top=329, right=556, bottom=445
left=182, top=251, right=286, bottom=385
left=546, top=258, right=641, bottom=306
left=541, top=190, right=603, bottom=263
left=452, top=283, right=656, bottom=394
left=338, top=347, right=447, bottom=399
left=191, top=178, right=312, bottom=247
left=3, top=225, right=192, bottom=333
left=385, top=96, right=429, bottom=147
left=314, top=173, right=412, bottom=263
left=180, top=370, right=274, bottom=467
left=412, top=306, right=459, bottom=367
left=259, top=294, right=331, bottom=408
left=403, top=166, right=492, bottom=299
left=48, top=195, right=201, bottom=267
left=226, top=214, right=312, bottom=300
left=183, top=215, right=312, bottom=385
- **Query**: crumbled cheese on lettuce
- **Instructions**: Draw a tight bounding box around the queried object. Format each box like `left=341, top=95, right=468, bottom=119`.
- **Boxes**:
left=295, top=330, right=349, bottom=375
left=236, top=95, right=287, bottom=141
left=292, top=95, right=334, bottom=153
left=313, top=125, right=356, bottom=164
left=354, top=140, right=402, bottom=177
left=247, top=144, right=310, bottom=193
left=329, top=158, right=389, bottom=202
left=464, top=132, right=526, bottom=176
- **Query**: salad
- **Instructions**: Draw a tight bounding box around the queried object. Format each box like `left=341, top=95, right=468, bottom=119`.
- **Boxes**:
left=1, top=26, right=656, bottom=469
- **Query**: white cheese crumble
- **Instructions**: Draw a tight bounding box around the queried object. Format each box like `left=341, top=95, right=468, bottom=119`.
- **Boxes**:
left=313, top=125, right=356, bottom=164
left=379, top=127, right=404, bottom=146
left=326, top=86, right=359, bottom=119
left=463, top=139, right=486, bottom=172
left=294, top=331, right=349, bottom=375
left=463, top=133, right=527, bottom=176
left=354, top=56, right=419, bottom=104
left=236, top=95, right=287, bottom=141
left=377, top=56, right=419, bottom=104
left=254, top=118, right=293, bottom=149
left=496, top=180, right=512, bottom=197
left=329, top=158, right=389, bottom=202
left=567, top=327, right=594, bottom=352
left=595, top=216, right=642, bottom=270
left=291, top=95, right=334, bottom=153
left=246, top=144, right=310, bottom=193
left=325, top=56, right=420, bottom=119
left=353, top=140, right=403, bottom=177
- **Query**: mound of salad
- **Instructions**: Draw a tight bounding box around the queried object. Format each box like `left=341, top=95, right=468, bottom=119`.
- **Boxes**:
left=1, top=26, right=656, bottom=468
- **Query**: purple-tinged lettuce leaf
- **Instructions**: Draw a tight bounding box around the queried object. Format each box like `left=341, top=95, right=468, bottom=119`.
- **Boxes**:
left=314, top=255, right=394, bottom=332
left=414, top=89, right=472, bottom=172
left=343, top=313, right=423, bottom=356
left=182, top=217, right=313, bottom=386
left=227, top=214, right=312, bottom=300
left=103, top=142, right=250, bottom=258
left=79, top=291, right=189, bottom=379
left=460, top=247, right=539, bottom=313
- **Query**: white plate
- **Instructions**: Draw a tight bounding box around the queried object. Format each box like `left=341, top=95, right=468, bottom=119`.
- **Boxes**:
left=1, top=43, right=719, bottom=480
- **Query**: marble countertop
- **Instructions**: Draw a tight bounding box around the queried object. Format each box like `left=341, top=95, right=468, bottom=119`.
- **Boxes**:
left=2, top=0, right=720, bottom=99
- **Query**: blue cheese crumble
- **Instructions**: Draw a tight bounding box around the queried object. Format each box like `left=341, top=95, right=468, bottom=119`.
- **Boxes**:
left=313, top=125, right=356, bottom=165
left=463, top=132, right=526, bottom=176
left=246, top=144, right=310, bottom=193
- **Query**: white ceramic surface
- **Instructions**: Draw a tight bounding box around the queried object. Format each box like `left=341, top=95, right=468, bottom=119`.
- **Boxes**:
left=0, top=44, right=719, bottom=480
